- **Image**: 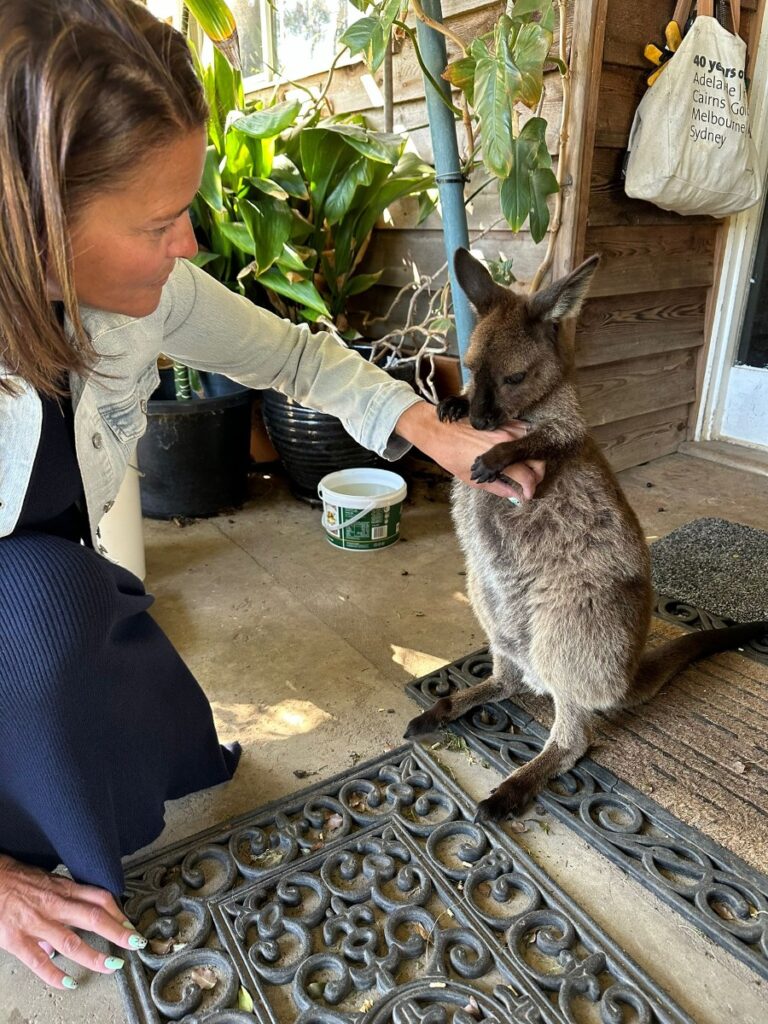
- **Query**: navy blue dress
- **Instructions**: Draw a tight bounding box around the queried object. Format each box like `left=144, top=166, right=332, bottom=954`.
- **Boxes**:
left=0, top=391, right=240, bottom=896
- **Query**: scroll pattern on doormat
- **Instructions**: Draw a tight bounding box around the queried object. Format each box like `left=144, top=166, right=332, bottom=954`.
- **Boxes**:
left=405, top=642, right=768, bottom=983
left=117, top=745, right=692, bottom=1023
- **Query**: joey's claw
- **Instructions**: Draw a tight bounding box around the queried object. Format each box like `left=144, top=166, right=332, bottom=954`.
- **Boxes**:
left=470, top=455, right=499, bottom=484
left=437, top=396, right=470, bottom=423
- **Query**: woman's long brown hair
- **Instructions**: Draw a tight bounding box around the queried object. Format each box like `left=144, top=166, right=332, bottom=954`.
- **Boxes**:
left=0, top=0, right=208, bottom=395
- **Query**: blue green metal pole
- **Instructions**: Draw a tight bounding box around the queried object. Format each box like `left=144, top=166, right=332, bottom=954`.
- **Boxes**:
left=414, top=0, right=473, bottom=385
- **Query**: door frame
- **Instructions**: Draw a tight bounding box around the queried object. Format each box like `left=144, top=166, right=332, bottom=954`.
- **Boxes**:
left=694, top=1, right=768, bottom=446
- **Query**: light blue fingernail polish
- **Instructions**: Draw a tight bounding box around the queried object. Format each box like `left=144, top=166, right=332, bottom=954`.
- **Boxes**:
left=62, top=976, right=78, bottom=990
left=128, top=934, right=147, bottom=950
left=105, top=956, right=125, bottom=971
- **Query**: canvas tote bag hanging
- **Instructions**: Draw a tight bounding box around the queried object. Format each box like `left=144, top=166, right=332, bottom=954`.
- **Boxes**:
left=624, top=0, right=762, bottom=217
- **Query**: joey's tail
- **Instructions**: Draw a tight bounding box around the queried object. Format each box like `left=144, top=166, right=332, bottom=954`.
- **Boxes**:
left=625, top=620, right=768, bottom=708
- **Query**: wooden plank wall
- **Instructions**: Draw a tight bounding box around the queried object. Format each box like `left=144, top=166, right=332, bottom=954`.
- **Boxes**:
left=578, top=0, right=760, bottom=470
left=253, top=2, right=760, bottom=471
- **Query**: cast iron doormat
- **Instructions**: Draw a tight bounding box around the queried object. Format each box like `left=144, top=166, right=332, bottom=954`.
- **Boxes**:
left=405, top=649, right=768, bottom=985
left=118, top=745, right=691, bottom=1024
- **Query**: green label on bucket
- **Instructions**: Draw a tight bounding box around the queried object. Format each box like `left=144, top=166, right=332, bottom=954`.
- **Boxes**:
left=325, top=502, right=402, bottom=550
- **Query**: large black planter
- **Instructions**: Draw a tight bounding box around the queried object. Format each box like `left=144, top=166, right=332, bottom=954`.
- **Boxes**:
left=138, top=389, right=252, bottom=519
left=261, top=355, right=416, bottom=503
left=261, top=389, right=383, bottom=502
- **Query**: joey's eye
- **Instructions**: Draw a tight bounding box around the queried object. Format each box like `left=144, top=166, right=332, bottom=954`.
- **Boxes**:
left=504, top=372, right=526, bottom=385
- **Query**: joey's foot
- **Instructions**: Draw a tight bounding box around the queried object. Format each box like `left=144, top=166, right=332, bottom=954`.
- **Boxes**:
left=403, top=697, right=453, bottom=740
left=473, top=776, right=537, bottom=823
left=437, top=395, right=470, bottom=423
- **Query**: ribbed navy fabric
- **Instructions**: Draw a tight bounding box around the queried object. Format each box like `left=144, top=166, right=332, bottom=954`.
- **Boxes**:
left=0, top=393, right=240, bottom=895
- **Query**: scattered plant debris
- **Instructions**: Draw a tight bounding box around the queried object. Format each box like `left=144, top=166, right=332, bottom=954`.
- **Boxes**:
left=189, top=966, right=217, bottom=990
left=238, top=987, right=254, bottom=1012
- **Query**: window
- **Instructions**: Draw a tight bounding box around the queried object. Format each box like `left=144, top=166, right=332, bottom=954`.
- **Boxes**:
left=147, top=1, right=364, bottom=89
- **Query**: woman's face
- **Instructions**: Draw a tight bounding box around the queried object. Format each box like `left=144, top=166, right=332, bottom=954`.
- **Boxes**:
left=67, top=129, right=207, bottom=317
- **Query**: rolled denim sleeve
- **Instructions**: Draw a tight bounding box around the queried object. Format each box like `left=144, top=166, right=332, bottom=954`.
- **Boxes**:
left=159, top=260, right=423, bottom=458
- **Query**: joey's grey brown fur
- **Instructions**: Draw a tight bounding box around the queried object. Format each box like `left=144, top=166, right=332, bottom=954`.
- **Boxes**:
left=405, top=248, right=768, bottom=822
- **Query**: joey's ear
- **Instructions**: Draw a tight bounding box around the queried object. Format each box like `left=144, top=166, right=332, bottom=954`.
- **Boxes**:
left=453, top=247, right=507, bottom=314
left=527, top=254, right=600, bottom=323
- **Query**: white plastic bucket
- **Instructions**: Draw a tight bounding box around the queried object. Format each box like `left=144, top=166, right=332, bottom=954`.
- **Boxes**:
left=317, top=468, right=407, bottom=551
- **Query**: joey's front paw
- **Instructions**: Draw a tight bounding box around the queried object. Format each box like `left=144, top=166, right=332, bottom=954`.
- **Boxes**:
left=437, top=395, right=470, bottom=423
left=470, top=453, right=502, bottom=484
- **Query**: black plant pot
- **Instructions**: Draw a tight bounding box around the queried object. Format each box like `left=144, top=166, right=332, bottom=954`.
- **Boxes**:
left=138, top=388, right=252, bottom=519
left=198, top=370, right=250, bottom=398
left=261, top=353, right=417, bottom=503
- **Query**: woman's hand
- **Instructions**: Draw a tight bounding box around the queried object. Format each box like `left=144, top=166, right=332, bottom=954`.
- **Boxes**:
left=0, top=854, right=146, bottom=989
left=395, top=400, right=545, bottom=500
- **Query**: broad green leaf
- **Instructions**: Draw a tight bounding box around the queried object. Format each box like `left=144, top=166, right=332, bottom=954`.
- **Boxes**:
left=258, top=268, right=331, bottom=316
left=340, top=0, right=401, bottom=71
left=498, top=117, right=558, bottom=240
left=277, top=243, right=311, bottom=273
left=218, top=221, right=256, bottom=254
left=198, top=145, right=224, bottom=213
left=270, top=155, right=310, bottom=199
left=510, top=0, right=555, bottom=33
left=232, top=101, right=301, bottom=140
left=238, top=196, right=292, bottom=275
left=472, top=36, right=515, bottom=178
left=510, top=21, right=552, bottom=107
left=224, top=129, right=256, bottom=184
left=417, top=189, right=439, bottom=225
left=247, top=177, right=289, bottom=201
left=442, top=56, right=477, bottom=106
left=324, top=157, right=375, bottom=225
left=190, top=250, right=222, bottom=269
left=339, top=16, right=378, bottom=57
left=528, top=166, right=558, bottom=242
left=343, top=270, right=384, bottom=297
left=500, top=161, right=532, bottom=233
left=210, top=45, right=243, bottom=122
left=318, top=122, right=401, bottom=165
left=300, top=130, right=356, bottom=224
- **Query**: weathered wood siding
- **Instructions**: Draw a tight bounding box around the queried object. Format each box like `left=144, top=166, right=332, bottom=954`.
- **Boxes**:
left=576, top=0, right=760, bottom=469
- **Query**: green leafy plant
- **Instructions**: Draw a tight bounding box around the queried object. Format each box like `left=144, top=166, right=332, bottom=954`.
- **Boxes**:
left=189, top=48, right=435, bottom=328
left=342, top=0, right=562, bottom=244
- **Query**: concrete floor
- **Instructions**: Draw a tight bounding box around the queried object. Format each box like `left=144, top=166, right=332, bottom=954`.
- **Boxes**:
left=2, top=449, right=767, bottom=1023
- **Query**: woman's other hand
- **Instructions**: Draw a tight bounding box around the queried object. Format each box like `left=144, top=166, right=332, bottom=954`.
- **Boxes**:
left=395, top=400, right=545, bottom=500
left=0, top=854, right=145, bottom=989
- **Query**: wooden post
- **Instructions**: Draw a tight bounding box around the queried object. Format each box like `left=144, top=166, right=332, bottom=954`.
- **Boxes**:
left=549, top=0, right=609, bottom=360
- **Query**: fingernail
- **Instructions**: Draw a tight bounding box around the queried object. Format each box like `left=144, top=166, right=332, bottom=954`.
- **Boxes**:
left=122, top=920, right=134, bottom=929
left=128, top=934, right=147, bottom=950
left=104, top=956, right=125, bottom=971
left=62, top=976, right=78, bottom=990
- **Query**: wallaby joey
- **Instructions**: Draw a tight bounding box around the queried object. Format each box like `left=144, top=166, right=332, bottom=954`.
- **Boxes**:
left=405, top=247, right=768, bottom=822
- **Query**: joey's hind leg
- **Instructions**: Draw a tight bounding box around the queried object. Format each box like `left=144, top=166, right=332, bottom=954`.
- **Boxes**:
left=404, top=657, right=523, bottom=740
left=475, top=699, right=593, bottom=822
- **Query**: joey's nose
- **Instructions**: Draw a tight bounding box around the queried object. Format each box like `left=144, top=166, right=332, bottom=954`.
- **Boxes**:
left=471, top=415, right=498, bottom=431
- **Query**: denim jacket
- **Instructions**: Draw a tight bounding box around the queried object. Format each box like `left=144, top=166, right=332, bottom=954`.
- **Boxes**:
left=0, top=259, right=422, bottom=548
